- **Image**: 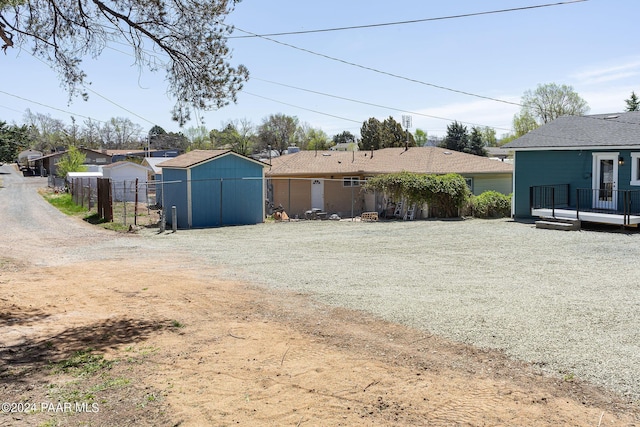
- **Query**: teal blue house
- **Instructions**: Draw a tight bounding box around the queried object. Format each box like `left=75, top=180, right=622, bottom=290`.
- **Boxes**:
left=158, top=150, right=267, bottom=229
left=503, top=111, right=640, bottom=225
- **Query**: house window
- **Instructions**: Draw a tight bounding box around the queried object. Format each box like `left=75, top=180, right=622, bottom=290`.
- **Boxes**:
left=343, top=177, right=360, bottom=187
left=465, top=177, right=474, bottom=192
left=631, top=153, right=640, bottom=186
left=96, top=157, right=107, bottom=163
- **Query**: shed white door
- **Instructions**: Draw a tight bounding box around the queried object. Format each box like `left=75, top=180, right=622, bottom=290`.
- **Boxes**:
left=311, top=179, right=324, bottom=210
left=592, top=153, right=618, bottom=210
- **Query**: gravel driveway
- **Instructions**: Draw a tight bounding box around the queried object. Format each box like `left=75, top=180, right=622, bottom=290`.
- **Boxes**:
left=2, top=163, right=639, bottom=399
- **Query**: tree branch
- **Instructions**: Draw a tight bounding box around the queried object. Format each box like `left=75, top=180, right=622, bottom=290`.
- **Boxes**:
left=0, top=22, right=13, bottom=52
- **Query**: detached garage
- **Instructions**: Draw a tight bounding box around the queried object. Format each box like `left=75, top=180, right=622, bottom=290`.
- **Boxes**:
left=158, top=150, right=267, bottom=229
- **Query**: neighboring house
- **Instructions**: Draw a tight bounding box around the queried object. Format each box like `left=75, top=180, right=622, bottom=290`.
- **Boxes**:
left=502, top=111, right=640, bottom=225
left=486, top=146, right=512, bottom=162
left=34, top=148, right=110, bottom=177
left=17, top=149, right=43, bottom=170
left=329, top=143, right=358, bottom=151
left=157, top=150, right=267, bottom=229
left=101, top=161, right=152, bottom=202
left=266, top=146, right=513, bottom=218
left=107, top=148, right=181, bottom=162
left=141, top=157, right=164, bottom=181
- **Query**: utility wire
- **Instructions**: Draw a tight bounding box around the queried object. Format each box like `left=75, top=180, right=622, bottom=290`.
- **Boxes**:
left=0, top=89, right=102, bottom=122
left=104, top=37, right=516, bottom=131
left=25, top=49, right=159, bottom=127
left=233, top=26, right=522, bottom=107
left=230, top=1, right=587, bottom=38
left=83, top=86, right=157, bottom=126
left=253, top=77, right=512, bottom=131
left=243, top=91, right=362, bottom=124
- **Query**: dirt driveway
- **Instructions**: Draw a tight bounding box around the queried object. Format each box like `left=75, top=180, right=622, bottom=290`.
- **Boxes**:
left=1, top=165, right=639, bottom=426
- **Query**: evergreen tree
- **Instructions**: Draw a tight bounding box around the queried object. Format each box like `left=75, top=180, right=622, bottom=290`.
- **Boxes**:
left=468, top=127, right=488, bottom=156
left=360, top=117, right=415, bottom=150
left=440, top=121, right=469, bottom=153
left=625, top=91, right=640, bottom=112
left=332, top=131, right=356, bottom=146
left=360, top=118, right=383, bottom=151
left=0, top=121, right=28, bottom=163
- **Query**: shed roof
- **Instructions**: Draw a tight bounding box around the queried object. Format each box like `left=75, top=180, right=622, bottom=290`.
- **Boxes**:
left=503, top=111, right=640, bottom=150
left=266, top=146, right=512, bottom=177
left=66, top=171, right=103, bottom=178
left=101, top=160, right=151, bottom=171
left=142, top=157, right=166, bottom=174
left=157, top=149, right=268, bottom=169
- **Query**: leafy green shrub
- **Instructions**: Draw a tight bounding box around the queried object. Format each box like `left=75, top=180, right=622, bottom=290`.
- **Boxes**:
left=472, top=191, right=511, bottom=218
left=364, top=172, right=470, bottom=218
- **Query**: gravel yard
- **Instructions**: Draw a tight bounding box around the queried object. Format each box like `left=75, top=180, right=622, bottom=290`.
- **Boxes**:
left=2, top=168, right=639, bottom=424
left=139, top=218, right=640, bottom=399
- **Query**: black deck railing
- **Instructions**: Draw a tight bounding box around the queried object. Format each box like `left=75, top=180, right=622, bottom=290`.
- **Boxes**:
left=530, top=185, right=640, bottom=225
left=529, top=184, right=570, bottom=218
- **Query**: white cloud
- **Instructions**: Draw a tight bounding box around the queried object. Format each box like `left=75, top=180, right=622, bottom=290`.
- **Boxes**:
left=571, top=58, right=640, bottom=85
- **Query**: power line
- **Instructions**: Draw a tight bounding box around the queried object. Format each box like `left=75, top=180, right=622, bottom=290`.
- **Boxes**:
left=230, top=1, right=588, bottom=38
left=233, top=26, right=522, bottom=108
left=83, top=87, right=157, bottom=126
left=23, top=49, right=159, bottom=127
left=0, top=89, right=102, bottom=122
left=252, top=77, right=512, bottom=131
left=242, top=91, right=362, bottom=124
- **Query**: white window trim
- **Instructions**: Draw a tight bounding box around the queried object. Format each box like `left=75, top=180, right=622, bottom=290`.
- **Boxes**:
left=631, top=153, right=640, bottom=186
left=343, top=176, right=360, bottom=187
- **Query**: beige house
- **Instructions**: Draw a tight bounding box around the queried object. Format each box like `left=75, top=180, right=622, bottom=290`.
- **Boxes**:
left=266, top=146, right=513, bottom=218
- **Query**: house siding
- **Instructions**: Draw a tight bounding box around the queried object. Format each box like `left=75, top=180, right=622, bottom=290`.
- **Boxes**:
left=324, top=178, right=366, bottom=217
left=162, top=168, right=189, bottom=229
left=512, top=150, right=622, bottom=218
left=269, top=175, right=368, bottom=218
left=271, top=178, right=310, bottom=218
left=469, top=173, right=512, bottom=196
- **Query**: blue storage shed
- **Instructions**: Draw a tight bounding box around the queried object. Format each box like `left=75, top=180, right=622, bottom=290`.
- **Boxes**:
left=157, top=150, right=267, bottom=229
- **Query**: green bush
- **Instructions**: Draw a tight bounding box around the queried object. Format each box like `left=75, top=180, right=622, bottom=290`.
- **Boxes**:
left=472, top=191, right=511, bottom=218
left=364, top=172, right=470, bottom=218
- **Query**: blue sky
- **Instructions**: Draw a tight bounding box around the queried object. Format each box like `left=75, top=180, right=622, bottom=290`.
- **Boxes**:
left=1, top=0, right=639, bottom=139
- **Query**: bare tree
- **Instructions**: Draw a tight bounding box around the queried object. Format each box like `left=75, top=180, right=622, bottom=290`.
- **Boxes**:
left=22, top=109, right=67, bottom=152
left=520, top=83, right=589, bottom=125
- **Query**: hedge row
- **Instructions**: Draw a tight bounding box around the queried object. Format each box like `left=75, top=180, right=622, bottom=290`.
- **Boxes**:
left=364, top=172, right=511, bottom=218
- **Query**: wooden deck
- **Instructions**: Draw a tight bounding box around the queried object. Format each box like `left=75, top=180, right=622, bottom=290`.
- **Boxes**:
left=532, top=208, right=640, bottom=226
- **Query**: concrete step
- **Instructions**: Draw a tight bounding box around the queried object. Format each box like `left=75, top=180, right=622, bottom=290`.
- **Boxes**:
left=535, top=219, right=581, bottom=231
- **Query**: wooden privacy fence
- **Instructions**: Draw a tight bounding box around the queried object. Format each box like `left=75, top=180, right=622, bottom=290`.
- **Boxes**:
left=69, top=177, right=97, bottom=209
left=97, top=178, right=113, bottom=222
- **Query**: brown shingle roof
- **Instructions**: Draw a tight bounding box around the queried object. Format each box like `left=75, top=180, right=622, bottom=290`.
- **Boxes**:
left=266, top=147, right=512, bottom=177
left=156, top=150, right=231, bottom=168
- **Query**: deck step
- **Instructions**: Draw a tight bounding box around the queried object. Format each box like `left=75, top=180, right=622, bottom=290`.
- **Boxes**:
left=535, top=218, right=581, bottom=231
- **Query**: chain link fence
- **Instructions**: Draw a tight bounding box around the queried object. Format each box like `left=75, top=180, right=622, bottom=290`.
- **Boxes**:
left=51, top=176, right=161, bottom=228
left=53, top=174, right=447, bottom=229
